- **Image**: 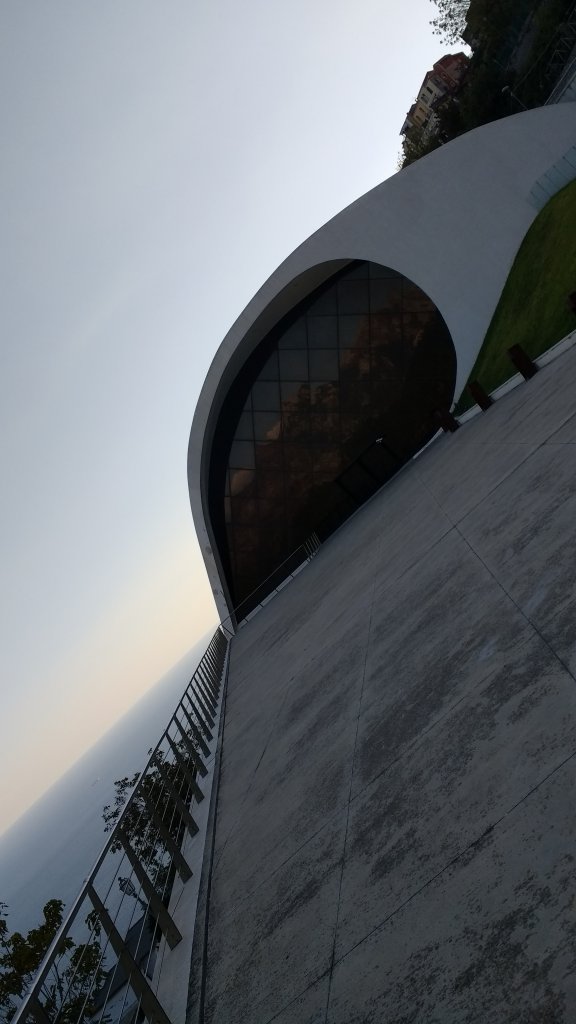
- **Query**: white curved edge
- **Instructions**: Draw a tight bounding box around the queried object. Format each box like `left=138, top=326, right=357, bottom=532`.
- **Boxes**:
left=188, top=105, right=576, bottom=619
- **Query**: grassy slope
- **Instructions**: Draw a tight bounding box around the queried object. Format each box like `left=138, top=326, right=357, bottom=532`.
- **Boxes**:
left=455, top=178, right=576, bottom=413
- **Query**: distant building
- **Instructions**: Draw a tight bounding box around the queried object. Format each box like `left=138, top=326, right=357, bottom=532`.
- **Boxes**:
left=401, top=52, right=469, bottom=141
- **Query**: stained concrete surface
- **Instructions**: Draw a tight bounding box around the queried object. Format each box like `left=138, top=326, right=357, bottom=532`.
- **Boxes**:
left=188, top=346, right=576, bottom=1023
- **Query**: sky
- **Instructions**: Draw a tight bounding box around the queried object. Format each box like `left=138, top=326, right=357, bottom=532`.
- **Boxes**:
left=0, top=0, right=458, bottom=836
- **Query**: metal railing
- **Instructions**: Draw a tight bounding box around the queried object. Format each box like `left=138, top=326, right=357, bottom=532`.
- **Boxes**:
left=11, top=535, right=323, bottom=1024
left=222, top=533, right=321, bottom=627
left=12, top=628, right=229, bottom=1024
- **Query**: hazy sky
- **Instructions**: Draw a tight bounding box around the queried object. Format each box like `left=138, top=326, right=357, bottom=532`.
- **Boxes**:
left=0, top=0, right=456, bottom=835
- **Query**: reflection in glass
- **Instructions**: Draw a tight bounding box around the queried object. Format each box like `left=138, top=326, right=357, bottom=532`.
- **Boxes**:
left=229, top=468, right=255, bottom=497
left=308, top=316, right=338, bottom=348
left=259, top=351, right=280, bottom=379
left=213, top=259, right=456, bottom=611
left=253, top=381, right=280, bottom=410
left=235, top=410, right=253, bottom=439
left=308, top=349, right=338, bottom=380
left=339, top=314, right=369, bottom=348
left=253, top=411, right=281, bottom=441
left=370, top=278, right=402, bottom=312
left=278, top=320, right=307, bottom=349
left=338, top=279, right=370, bottom=314
left=279, top=350, right=308, bottom=379
left=229, top=441, right=255, bottom=469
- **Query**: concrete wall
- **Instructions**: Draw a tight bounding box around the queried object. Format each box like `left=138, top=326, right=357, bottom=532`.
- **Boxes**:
left=188, top=105, right=576, bottom=620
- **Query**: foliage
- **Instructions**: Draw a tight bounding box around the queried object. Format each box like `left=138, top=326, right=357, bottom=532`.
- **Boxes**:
left=455, top=179, right=576, bottom=412
left=102, top=741, right=199, bottom=899
left=0, top=901, right=106, bottom=1024
left=414, top=0, right=576, bottom=171
left=0, top=704, right=205, bottom=1024
left=512, top=0, right=576, bottom=106
left=430, top=0, right=471, bottom=42
left=400, top=129, right=444, bottom=169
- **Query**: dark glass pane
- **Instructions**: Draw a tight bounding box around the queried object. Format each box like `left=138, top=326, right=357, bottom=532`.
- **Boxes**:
left=370, top=278, right=402, bottom=312
left=229, top=467, right=255, bottom=497
left=259, top=351, right=279, bottom=379
left=235, top=410, right=253, bottom=439
left=284, top=464, right=313, bottom=493
left=217, top=257, right=457, bottom=613
left=230, top=496, right=258, bottom=524
left=343, top=261, right=369, bottom=279
left=312, top=446, right=342, bottom=483
left=283, top=444, right=313, bottom=473
left=339, top=382, right=372, bottom=412
left=339, top=314, right=370, bottom=348
left=253, top=380, right=280, bottom=410
left=338, top=279, right=370, bottom=314
left=310, top=413, right=339, bottom=442
left=278, top=319, right=307, bottom=349
left=338, top=461, right=379, bottom=503
left=370, top=313, right=402, bottom=349
left=281, top=380, right=310, bottom=408
left=402, top=279, right=436, bottom=312
left=371, top=344, right=405, bottom=380
left=282, top=411, right=309, bottom=439
left=368, top=262, right=401, bottom=279
left=258, top=497, right=277, bottom=522
left=371, top=379, right=402, bottom=411
left=308, top=349, right=338, bottom=380
left=232, top=525, right=259, bottom=554
left=229, top=441, right=255, bottom=469
left=253, top=411, right=281, bottom=441
left=310, top=381, right=338, bottom=410
left=403, top=311, right=436, bottom=352
left=279, top=349, right=308, bottom=379
left=255, top=441, right=283, bottom=470
left=257, top=471, right=284, bottom=500
left=340, top=413, right=364, bottom=445
left=307, top=315, right=338, bottom=348
left=339, top=349, right=370, bottom=380
left=307, top=285, right=338, bottom=315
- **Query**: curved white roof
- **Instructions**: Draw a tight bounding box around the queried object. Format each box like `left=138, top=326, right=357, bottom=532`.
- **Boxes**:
left=188, top=105, right=576, bottom=618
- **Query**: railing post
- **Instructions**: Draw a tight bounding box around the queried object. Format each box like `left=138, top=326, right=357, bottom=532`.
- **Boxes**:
left=177, top=703, right=211, bottom=759
left=508, top=343, right=539, bottom=379
left=165, top=732, right=205, bottom=803
left=86, top=885, right=172, bottom=1024
left=139, top=789, right=193, bottom=882
left=154, top=760, right=200, bottom=837
left=172, top=717, right=208, bottom=778
left=117, top=830, right=182, bottom=950
left=182, top=691, right=213, bottom=741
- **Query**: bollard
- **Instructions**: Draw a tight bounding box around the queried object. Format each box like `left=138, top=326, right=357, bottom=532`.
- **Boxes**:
left=507, top=343, right=538, bottom=380
left=434, top=408, right=460, bottom=433
left=467, top=380, right=493, bottom=411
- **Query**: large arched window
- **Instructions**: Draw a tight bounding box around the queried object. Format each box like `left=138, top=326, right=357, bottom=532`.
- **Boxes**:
left=209, top=260, right=456, bottom=613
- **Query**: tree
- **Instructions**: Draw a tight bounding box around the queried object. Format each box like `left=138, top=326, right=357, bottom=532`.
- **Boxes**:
left=102, top=741, right=202, bottom=900
left=429, top=0, right=471, bottom=42
left=1, top=733, right=203, bottom=1022
left=0, top=901, right=106, bottom=1024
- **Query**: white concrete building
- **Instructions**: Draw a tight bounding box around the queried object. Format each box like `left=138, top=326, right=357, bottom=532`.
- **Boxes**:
left=188, top=105, right=576, bottom=622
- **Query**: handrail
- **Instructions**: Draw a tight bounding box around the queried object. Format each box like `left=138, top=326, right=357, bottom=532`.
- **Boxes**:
left=12, top=628, right=229, bottom=1024
left=11, top=534, right=322, bottom=1024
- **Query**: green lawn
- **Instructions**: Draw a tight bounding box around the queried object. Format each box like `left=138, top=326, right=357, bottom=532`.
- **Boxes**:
left=455, top=178, right=576, bottom=414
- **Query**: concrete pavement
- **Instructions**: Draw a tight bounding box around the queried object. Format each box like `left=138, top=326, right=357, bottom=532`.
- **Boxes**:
left=188, top=343, right=576, bottom=1023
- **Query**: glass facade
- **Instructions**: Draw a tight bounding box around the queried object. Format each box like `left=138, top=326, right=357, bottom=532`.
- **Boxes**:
left=210, top=261, right=456, bottom=612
